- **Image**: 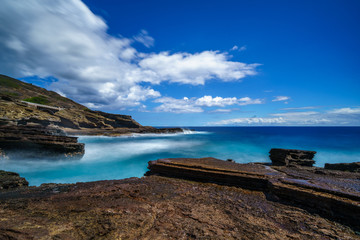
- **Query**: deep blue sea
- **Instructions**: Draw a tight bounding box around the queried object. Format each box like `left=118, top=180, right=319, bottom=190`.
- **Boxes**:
left=1, top=127, right=359, bottom=186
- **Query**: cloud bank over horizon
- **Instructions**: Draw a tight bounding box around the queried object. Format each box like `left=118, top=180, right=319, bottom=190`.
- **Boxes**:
left=0, top=0, right=258, bottom=110
left=209, top=107, right=360, bottom=126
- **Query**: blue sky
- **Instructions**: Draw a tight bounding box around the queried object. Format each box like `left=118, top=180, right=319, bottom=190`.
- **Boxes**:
left=1, top=0, right=359, bottom=126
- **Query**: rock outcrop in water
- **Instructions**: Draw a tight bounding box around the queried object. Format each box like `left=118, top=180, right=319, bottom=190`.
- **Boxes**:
left=0, top=170, right=28, bottom=190
left=269, top=148, right=316, bottom=166
left=0, top=120, right=85, bottom=159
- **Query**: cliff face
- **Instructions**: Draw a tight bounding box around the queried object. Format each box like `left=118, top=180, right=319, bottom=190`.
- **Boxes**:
left=0, top=74, right=159, bottom=135
left=0, top=121, right=85, bottom=159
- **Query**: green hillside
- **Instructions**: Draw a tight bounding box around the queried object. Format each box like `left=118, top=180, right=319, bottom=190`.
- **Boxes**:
left=0, top=74, right=84, bottom=109
left=0, top=74, right=144, bottom=134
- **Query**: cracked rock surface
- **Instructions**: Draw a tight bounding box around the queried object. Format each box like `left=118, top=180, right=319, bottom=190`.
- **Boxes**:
left=0, top=175, right=358, bottom=240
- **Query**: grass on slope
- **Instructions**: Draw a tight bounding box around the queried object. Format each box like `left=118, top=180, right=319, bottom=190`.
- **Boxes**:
left=23, top=95, right=50, bottom=105
left=0, top=75, right=22, bottom=89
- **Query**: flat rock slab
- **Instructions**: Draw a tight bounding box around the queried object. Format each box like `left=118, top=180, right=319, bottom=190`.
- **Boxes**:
left=147, top=157, right=281, bottom=191
left=325, top=162, right=360, bottom=172
left=272, top=166, right=360, bottom=199
left=148, top=157, right=360, bottom=231
left=0, top=176, right=358, bottom=239
left=0, top=124, right=84, bottom=159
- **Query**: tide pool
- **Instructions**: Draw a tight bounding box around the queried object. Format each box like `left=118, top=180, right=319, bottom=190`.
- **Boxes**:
left=1, top=127, right=359, bottom=186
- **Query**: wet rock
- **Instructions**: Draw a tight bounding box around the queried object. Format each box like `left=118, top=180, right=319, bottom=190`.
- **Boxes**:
left=0, top=123, right=84, bottom=159
left=269, top=148, right=316, bottom=166
left=324, top=162, right=360, bottom=172
left=148, top=127, right=185, bottom=134
left=0, top=148, right=7, bottom=160
left=0, top=170, right=28, bottom=190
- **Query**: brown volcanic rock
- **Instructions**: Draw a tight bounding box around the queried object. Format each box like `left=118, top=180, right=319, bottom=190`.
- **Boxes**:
left=0, top=170, right=28, bottom=190
left=148, top=157, right=360, bottom=231
left=0, top=122, right=84, bottom=159
left=325, top=162, right=360, bottom=172
left=0, top=176, right=358, bottom=239
left=147, top=157, right=273, bottom=190
left=269, top=148, right=316, bottom=167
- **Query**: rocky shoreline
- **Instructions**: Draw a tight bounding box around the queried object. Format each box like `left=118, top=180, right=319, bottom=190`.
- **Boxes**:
left=0, top=149, right=359, bottom=239
left=147, top=155, right=360, bottom=231
left=0, top=118, right=184, bottom=160
left=0, top=122, right=85, bottom=160
left=1, top=75, right=187, bottom=159
left=1, top=75, right=359, bottom=238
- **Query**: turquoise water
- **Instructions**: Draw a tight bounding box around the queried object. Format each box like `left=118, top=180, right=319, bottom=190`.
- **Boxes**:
left=1, top=127, right=359, bottom=186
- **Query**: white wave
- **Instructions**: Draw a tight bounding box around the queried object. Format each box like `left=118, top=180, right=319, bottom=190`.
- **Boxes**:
left=182, top=130, right=211, bottom=135
left=0, top=157, right=80, bottom=172
left=77, top=129, right=210, bottom=140
left=182, top=129, right=194, bottom=134
left=82, top=138, right=205, bottom=162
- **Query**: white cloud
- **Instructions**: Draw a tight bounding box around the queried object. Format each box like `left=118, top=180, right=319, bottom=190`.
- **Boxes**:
left=230, top=45, right=246, bottom=51
left=154, top=97, right=203, bottom=113
left=238, top=97, right=263, bottom=105
left=155, top=95, right=263, bottom=113
left=133, top=29, right=154, bottom=48
left=211, top=117, right=286, bottom=125
left=239, top=46, right=247, bottom=51
left=271, top=111, right=318, bottom=117
left=114, top=86, right=161, bottom=108
left=139, top=51, right=259, bottom=85
left=272, top=96, right=290, bottom=102
left=328, top=107, right=360, bottom=114
left=209, top=114, right=332, bottom=126
left=210, top=107, right=360, bottom=126
left=195, top=96, right=238, bottom=107
left=269, top=111, right=331, bottom=125
left=0, top=0, right=259, bottom=109
left=281, top=106, right=318, bottom=110
left=210, top=109, right=233, bottom=113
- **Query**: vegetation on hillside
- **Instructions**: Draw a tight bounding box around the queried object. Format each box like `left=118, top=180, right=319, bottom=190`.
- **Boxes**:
left=0, top=74, right=82, bottom=109
left=0, top=75, right=21, bottom=89
left=23, top=95, right=50, bottom=105
left=0, top=74, right=143, bottom=130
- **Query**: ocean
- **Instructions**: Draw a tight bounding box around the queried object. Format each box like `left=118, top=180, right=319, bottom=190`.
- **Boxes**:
left=1, top=127, right=359, bottom=186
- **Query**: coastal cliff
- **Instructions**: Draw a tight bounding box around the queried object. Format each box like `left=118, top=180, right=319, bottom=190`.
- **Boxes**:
left=0, top=120, right=85, bottom=160
left=0, top=74, right=182, bottom=135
